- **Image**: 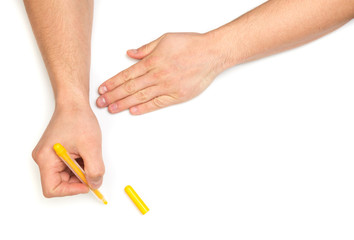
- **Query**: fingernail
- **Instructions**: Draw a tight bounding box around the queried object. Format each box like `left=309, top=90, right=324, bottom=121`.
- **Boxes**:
left=109, top=103, right=118, bottom=112
left=97, top=96, right=106, bottom=107
left=130, top=106, right=138, bottom=114
left=89, top=179, right=102, bottom=189
left=128, top=49, right=138, bottom=54
left=99, top=85, right=108, bottom=94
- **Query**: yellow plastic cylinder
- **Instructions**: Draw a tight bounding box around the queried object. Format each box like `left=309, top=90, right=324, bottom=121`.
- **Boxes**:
left=125, top=185, right=149, bottom=215
left=53, top=143, right=108, bottom=205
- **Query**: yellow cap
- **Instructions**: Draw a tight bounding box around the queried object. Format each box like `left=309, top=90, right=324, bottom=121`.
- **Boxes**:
left=125, top=185, right=149, bottom=215
left=53, top=143, right=65, bottom=156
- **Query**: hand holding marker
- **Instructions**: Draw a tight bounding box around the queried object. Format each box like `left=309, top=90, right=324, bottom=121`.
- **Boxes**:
left=53, top=143, right=150, bottom=214
left=53, top=143, right=108, bottom=204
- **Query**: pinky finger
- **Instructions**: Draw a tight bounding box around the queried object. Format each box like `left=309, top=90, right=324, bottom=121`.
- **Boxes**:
left=129, top=95, right=176, bottom=115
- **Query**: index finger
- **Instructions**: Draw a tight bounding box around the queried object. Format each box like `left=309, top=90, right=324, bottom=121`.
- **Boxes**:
left=99, top=58, right=152, bottom=94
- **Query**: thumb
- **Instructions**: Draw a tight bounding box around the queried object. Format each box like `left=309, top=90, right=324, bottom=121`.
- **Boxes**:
left=80, top=146, right=105, bottom=190
left=127, top=34, right=165, bottom=59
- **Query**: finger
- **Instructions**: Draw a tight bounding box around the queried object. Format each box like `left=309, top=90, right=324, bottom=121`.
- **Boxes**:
left=129, top=95, right=177, bottom=115
left=127, top=34, right=164, bottom=60
left=40, top=160, right=89, bottom=197
left=108, top=86, right=162, bottom=113
left=50, top=182, right=89, bottom=197
left=36, top=149, right=66, bottom=197
left=60, top=170, right=70, bottom=182
left=98, top=60, right=149, bottom=95
left=55, top=171, right=89, bottom=196
left=97, top=73, right=156, bottom=108
left=79, top=143, right=105, bottom=190
left=68, top=175, right=82, bottom=184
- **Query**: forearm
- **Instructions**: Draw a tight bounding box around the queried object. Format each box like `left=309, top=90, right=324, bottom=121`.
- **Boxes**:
left=208, top=0, right=354, bottom=71
left=24, top=0, right=94, bottom=108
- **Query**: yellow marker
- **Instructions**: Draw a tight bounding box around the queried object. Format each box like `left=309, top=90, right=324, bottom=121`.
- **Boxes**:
left=53, top=143, right=107, bottom=205
left=125, top=185, right=149, bottom=214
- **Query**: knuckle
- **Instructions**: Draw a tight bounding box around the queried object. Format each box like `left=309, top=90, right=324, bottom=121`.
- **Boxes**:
left=135, top=90, right=148, bottom=102
left=32, top=148, right=48, bottom=163
left=123, top=80, right=136, bottom=94
left=120, top=69, right=131, bottom=81
left=152, top=72, right=161, bottom=80
left=31, top=148, right=37, bottom=161
left=161, top=33, right=170, bottom=39
left=88, top=167, right=105, bottom=180
left=88, top=173, right=104, bottom=182
left=161, top=32, right=174, bottom=41
left=42, top=188, right=55, bottom=198
left=144, top=55, right=158, bottom=68
left=178, top=88, right=188, bottom=98
left=153, top=97, right=165, bottom=108
left=160, top=78, right=174, bottom=90
left=152, top=70, right=167, bottom=80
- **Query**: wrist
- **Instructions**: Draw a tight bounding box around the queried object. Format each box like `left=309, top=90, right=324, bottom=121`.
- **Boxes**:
left=52, top=77, right=90, bottom=109
left=204, top=26, right=245, bottom=72
left=55, top=91, right=91, bottom=113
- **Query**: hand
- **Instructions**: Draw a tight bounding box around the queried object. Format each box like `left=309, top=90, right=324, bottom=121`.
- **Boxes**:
left=32, top=104, right=105, bottom=198
left=96, top=32, right=224, bottom=115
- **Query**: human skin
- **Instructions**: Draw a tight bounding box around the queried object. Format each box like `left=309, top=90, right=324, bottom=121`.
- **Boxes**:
left=24, top=0, right=105, bottom=197
left=96, top=0, right=354, bottom=115
left=25, top=0, right=353, bottom=198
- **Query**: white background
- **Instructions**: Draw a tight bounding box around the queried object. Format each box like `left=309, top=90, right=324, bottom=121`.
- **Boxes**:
left=0, top=1, right=353, bottom=239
